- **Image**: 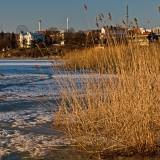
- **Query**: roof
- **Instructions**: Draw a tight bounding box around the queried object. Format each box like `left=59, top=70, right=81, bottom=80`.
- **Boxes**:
left=35, top=30, right=47, bottom=35
left=102, top=26, right=125, bottom=31
left=21, top=32, right=45, bottom=37
left=30, top=32, right=45, bottom=37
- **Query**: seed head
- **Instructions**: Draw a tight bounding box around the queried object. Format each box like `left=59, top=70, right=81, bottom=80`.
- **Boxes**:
left=121, top=18, right=126, bottom=25
left=95, top=17, right=98, bottom=23
left=108, top=12, right=112, bottom=21
left=99, top=14, right=102, bottom=21
left=133, top=18, right=139, bottom=28
left=103, top=21, right=107, bottom=26
left=100, top=13, right=104, bottom=18
left=130, top=21, right=134, bottom=29
left=96, top=22, right=99, bottom=28
left=134, top=18, right=137, bottom=23
left=83, top=4, right=87, bottom=10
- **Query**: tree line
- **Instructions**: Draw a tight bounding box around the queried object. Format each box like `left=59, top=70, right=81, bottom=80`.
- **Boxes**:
left=0, top=31, right=17, bottom=50
left=45, top=27, right=100, bottom=47
left=0, top=27, right=101, bottom=51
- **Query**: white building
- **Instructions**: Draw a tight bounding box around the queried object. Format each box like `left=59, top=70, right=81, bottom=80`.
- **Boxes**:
left=19, top=32, right=46, bottom=48
left=152, top=26, right=160, bottom=34
left=139, top=28, right=151, bottom=34
left=100, top=26, right=127, bottom=45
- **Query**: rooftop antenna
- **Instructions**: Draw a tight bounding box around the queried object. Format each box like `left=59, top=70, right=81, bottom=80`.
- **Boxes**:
left=126, top=5, right=129, bottom=28
left=67, top=18, right=69, bottom=32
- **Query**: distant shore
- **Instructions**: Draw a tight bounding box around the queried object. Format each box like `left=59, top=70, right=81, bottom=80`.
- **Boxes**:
left=0, top=55, right=62, bottom=59
left=0, top=48, right=63, bottom=59
left=0, top=45, right=85, bottom=59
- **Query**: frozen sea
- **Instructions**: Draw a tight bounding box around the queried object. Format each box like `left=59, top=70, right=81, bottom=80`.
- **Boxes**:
left=1, top=59, right=160, bottom=160
left=0, top=59, right=72, bottom=159
left=0, top=59, right=101, bottom=160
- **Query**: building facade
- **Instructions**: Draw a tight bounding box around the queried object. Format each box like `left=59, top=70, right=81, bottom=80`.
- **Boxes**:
left=100, top=26, right=127, bottom=45
left=19, top=32, right=46, bottom=48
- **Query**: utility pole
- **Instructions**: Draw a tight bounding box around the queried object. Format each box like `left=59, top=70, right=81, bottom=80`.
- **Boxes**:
left=126, top=5, right=129, bottom=29
left=147, top=20, right=151, bottom=30
left=158, top=7, right=160, bottom=34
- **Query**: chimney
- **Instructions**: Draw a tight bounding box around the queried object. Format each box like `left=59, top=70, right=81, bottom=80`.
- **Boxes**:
left=39, top=20, right=41, bottom=32
left=67, top=18, right=69, bottom=32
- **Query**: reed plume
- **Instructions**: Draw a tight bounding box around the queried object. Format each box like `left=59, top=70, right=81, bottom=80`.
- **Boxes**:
left=95, top=17, right=98, bottom=23
left=121, top=18, right=126, bottom=26
left=103, top=20, right=107, bottom=26
left=83, top=3, right=95, bottom=47
left=100, top=13, right=104, bottom=18
left=99, top=14, right=102, bottom=21
left=83, top=4, right=87, bottom=10
left=130, top=21, right=134, bottom=29
left=134, top=17, right=139, bottom=28
left=108, top=12, right=112, bottom=21
left=94, top=17, right=99, bottom=28
left=96, top=22, right=99, bottom=28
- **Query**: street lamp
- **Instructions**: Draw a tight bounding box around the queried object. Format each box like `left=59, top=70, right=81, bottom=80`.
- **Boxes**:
left=147, top=20, right=153, bottom=39
left=147, top=20, right=151, bottom=31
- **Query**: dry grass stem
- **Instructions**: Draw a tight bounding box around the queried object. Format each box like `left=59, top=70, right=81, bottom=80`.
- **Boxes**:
left=54, top=43, right=160, bottom=158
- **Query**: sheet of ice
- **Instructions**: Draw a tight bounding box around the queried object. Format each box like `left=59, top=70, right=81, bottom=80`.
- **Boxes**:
left=0, top=107, right=55, bottom=127
left=0, top=59, right=115, bottom=159
left=0, top=128, right=70, bottom=158
left=0, top=59, right=63, bottom=67
left=0, top=59, right=63, bottom=158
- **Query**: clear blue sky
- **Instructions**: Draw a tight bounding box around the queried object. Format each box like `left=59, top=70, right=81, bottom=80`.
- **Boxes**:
left=0, top=0, right=160, bottom=33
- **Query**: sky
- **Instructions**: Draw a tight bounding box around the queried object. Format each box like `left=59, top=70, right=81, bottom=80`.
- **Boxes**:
left=0, top=0, right=160, bottom=33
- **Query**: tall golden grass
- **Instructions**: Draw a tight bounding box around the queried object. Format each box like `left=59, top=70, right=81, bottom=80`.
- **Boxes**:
left=54, top=43, right=160, bottom=158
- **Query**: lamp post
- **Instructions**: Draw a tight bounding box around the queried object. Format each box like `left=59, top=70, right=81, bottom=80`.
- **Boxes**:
left=147, top=20, right=153, bottom=41
left=147, top=20, right=151, bottom=31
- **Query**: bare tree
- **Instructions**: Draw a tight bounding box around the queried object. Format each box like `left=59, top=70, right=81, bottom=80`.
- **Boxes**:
left=68, top=27, right=75, bottom=33
left=48, top=27, right=58, bottom=31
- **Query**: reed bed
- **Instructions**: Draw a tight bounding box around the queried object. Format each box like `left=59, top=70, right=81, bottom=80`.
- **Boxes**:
left=63, top=44, right=160, bottom=74
left=54, top=43, right=160, bottom=158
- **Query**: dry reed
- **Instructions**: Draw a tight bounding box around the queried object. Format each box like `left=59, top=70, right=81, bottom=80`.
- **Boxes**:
left=54, top=43, right=160, bottom=158
left=83, top=4, right=95, bottom=47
